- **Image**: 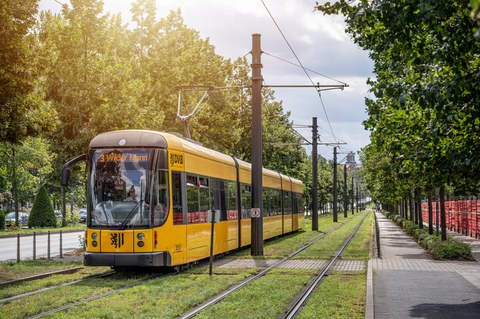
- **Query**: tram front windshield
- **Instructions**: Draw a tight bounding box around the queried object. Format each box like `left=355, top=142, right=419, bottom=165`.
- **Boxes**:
left=89, top=149, right=153, bottom=229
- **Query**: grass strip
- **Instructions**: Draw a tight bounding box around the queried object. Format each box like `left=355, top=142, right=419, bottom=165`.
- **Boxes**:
left=296, top=271, right=367, bottom=319
left=296, top=211, right=368, bottom=259
left=341, top=211, right=373, bottom=260
left=0, top=259, right=82, bottom=283
left=234, top=213, right=361, bottom=259
left=0, top=266, right=110, bottom=299
left=194, top=268, right=315, bottom=319
left=0, top=272, right=153, bottom=319
left=45, top=269, right=254, bottom=318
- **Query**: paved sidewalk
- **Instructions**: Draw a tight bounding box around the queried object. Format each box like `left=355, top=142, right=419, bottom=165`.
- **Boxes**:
left=367, top=212, right=480, bottom=319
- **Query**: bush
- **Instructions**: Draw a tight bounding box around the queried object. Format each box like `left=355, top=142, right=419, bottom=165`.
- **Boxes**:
left=430, top=239, right=474, bottom=260
left=28, top=186, right=57, bottom=228
left=403, top=220, right=419, bottom=236
left=0, top=210, right=4, bottom=230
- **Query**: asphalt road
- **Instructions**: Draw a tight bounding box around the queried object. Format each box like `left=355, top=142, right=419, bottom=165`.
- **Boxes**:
left=0, top=231, right=84, bottom=262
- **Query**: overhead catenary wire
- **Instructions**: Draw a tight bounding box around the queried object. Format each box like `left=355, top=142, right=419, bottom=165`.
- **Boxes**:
left=260, top=0, right=340, bottom=143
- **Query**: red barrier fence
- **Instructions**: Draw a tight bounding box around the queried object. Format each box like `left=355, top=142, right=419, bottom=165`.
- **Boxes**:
left=421, top=199, right=480, bottom=239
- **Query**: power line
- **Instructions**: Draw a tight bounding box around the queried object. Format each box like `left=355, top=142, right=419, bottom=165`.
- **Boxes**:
left=263, top=51, right=347, bottom=86
left=260, top=0, right=339, bottom=142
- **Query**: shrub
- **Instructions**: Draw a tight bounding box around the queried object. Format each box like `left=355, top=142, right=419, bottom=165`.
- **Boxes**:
left=28, top=186, right=57, bottom=228
left=430, top=239, right=474, bottom=260
left=403, top=220, right=419, bottom=236
left=0, top=210, right=4, bottom=230
left=394, top=215, right=404, bottom=227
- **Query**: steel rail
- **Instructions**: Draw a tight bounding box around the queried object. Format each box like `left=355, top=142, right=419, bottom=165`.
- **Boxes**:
left=178, top=212, right=368, bottom=319
left=0, top=270, right=116, bottom=304
left=0, top=267, right=83, bottom=289
left=25, top=272, right=168, bottom=319
left=281, top=212, right=369, bottom=319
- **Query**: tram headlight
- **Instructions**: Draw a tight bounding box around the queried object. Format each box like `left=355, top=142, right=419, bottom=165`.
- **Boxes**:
left=92, top=241, right=98, bottom=247
left=137, top=241, right=144, bottom=248
left=91, top=232, right=98, bottom=240
left=137, top=233, right=145, bottom=241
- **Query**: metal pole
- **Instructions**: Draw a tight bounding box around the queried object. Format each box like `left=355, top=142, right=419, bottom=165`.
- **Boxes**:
left=333, top=147, right=338, bottom=222
left=251, top=33, right=264, bottom=256
left=33, top=232, right=36, bottom=260
left=60, top=230, right=63, bottom=258
left=343, top=165, right=347, bottom=218
left=209, top=216, right=215, bottom=276
left=17, top=234, right=20, bottom=263
left=356, top=184, right=359, bottom=213
left=351, top=176, right=354, bottom=215
left=48, top=231, right=51, bottom=259
left=312, top=117, right=318, bottom=231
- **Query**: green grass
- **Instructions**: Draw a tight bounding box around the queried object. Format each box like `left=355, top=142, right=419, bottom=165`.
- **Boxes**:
left=0, top=259, right=83, bottom=283
left=233, top=212, right=364, bottom=259
left=194, top=268, right=315, bottom=319
left=46, top=269, right=254, bottom=319
left=0, top=266, right=110, bottom=300
left=0, top=272, right=156, bottom=319
left=341, top=211, right=373, bottom=260
left=296, top=271, right=367, bottom=319
left=296, top=211, right=369, bottom=259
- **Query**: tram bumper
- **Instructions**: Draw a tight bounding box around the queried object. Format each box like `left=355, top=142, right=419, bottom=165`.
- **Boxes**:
left=84, top=251, right=171, bottom=267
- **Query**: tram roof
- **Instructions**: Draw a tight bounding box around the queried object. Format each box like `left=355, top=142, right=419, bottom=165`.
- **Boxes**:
left=90, top=130, right=303, bottom=189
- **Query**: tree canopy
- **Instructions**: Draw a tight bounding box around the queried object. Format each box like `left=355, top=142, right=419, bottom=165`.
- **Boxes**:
left=317, top=0, right=480, bottom=204
left=1, top=0, right=315, bottom=208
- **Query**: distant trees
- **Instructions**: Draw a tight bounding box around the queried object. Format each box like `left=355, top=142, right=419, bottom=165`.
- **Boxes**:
left=0, top=0, right=313, bottom=211
left=317, top=0, right=480, bottom=201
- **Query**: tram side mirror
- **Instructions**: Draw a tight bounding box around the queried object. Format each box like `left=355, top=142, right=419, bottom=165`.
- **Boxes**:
left=61, top=168, right=71, bottom=187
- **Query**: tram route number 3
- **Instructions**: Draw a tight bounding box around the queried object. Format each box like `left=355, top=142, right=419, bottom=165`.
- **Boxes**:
left=251, top=208, right=261, bottom=218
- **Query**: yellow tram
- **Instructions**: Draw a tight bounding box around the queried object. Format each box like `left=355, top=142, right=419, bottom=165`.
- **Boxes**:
left=78, top=130, right=304, bottom=267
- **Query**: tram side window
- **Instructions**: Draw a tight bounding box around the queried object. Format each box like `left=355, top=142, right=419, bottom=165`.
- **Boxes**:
left=152, top=170, right=169, bottom=226
left=186, top=175, right=199, bottom=223
left=172, top=172, right=184, bottom=225
left=263, top=188, right=271, bottom=217
left=283, top=190, right=292, bottom=215
left=241, top=184, right=251, bottom=219
left=272, top=189, right=281, bottom=216
left=213, top=179, right=227, bottom=221
left=226, top=181, right=238, bottom=220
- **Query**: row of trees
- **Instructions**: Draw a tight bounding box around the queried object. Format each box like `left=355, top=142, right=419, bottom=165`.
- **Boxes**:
left=3, top=0, right=355, bottom=219
left=317, top=1, right=480, bottom=236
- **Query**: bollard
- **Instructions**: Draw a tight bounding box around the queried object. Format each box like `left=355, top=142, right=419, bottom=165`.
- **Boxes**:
left=17, top=234, right=20, bottom=263
left=48, top=231, right=51, bottom=259
left=33, top=232, right=36, bottom=260
left=60, top=230, right=63, bottom=259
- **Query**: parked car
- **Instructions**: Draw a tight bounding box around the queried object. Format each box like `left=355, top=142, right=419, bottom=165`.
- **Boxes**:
left=78, top=209, right=87, bottom=223
left=5, top=212, right=29, bottom=227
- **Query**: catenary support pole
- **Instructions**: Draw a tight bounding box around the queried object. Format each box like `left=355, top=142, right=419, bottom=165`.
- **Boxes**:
left=333, top=147, right=338, bottom=222
left=343, top=164, right=347, bottom=218
left=251, top=34, right=264, bottom=256
left=312, top=117, right=318, bottom=231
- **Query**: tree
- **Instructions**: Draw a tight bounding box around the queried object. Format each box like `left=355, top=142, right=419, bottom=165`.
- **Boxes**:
left=317, top=0, right=480, bottom=199
left=28, top=185, right=57, bottom=228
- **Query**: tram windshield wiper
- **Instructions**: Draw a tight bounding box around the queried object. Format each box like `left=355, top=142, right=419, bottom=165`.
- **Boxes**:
left=119, top=200, right=142, bottom=230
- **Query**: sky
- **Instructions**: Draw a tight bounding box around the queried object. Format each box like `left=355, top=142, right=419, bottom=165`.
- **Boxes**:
left=38, top=0, right=374, bottom=162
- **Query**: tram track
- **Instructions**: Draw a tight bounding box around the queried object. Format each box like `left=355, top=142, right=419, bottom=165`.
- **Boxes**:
left=178, top=211, right=369, bottom=319
left=25, top=272, right=169, bottom=319
left=281, top=212, right=368, bottom=319
left=0, top=267, right=84, bottom=289
left=1, top=212, right=369, bottom=319
left=0, top=269, right=116, bottom=305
